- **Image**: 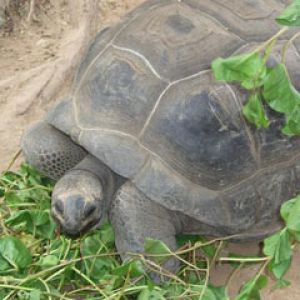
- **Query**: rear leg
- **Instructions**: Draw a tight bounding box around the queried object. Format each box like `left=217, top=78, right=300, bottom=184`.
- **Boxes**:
left=21, top=121, right=87, bottom=180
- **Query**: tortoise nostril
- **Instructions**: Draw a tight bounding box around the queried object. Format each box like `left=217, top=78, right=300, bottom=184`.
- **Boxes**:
left=54, top=200, right=64, bottom=215
left=84, top=204, right=97, bottom=217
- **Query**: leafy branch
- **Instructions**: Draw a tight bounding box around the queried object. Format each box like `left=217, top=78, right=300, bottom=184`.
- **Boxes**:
left=1, top=163, right=300, bottom=299
left=212, top=0, right=300, bottom=135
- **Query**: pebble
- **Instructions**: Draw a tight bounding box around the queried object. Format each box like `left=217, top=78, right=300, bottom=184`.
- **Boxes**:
left=36, top=38, right=51, bottom=49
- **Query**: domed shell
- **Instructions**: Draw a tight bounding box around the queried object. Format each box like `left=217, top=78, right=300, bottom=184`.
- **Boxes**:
left=47, top=0, right=300, bottom=233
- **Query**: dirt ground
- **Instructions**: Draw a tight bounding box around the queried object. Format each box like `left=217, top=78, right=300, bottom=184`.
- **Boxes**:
left=0, top=1, right=299, bottom=299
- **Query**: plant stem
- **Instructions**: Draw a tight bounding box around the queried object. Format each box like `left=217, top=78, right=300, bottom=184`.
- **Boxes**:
left=72, top=266, right=109, bottom=298
left=199, top=256, right=210, bottom=300
left=254, top=27, right=289, bottom=53
left=218, top=256, right=271, bottom=262
left=38, top=278, right=52, bottom=300
left=0, top=285, right=72, bottom=300
left=45, top=267, right=66, bottom=283
left=5, top=149, right=22, bottom=172
left=127, top=234, right=243, bottom=259
left=282, top=31, right=300, bottom=64
left=211, top=240, right=224, bottom=267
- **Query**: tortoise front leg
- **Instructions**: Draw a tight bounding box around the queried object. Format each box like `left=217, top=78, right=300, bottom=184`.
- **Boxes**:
left=21, top=121, right=87, bottom=180
left=110, top=182, right=180, bottom=278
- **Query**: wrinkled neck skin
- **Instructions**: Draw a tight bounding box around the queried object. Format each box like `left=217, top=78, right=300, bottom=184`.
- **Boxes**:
left=71, top=155, right=125, bottom=224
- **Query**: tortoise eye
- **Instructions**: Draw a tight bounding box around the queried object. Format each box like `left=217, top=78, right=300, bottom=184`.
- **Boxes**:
left=84, top=204, right=97, bottom=217
left=54, top=200, right=64, bottom=215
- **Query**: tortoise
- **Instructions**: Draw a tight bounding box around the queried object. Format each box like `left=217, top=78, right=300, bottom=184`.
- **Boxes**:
left=21, top=0, right=300, bottom=273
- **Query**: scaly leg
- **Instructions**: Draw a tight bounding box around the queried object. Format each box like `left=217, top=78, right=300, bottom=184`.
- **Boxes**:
left=110, top=182, right=180, bottom=278
left=21, top=121, right=87, bottom=180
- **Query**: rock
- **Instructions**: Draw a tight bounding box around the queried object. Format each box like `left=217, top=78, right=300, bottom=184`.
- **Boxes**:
left=36, top=38, right=51, bottom=49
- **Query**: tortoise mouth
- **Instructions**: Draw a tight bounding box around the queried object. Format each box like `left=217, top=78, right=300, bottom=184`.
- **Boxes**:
left=81, top=217, right=102, bottom=234
left=62, top=217, right=102, bottom=238
left=51, top=212, right=102, bottom=238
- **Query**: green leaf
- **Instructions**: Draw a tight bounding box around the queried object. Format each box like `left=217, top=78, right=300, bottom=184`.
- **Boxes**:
left=20, top=164, right=49, bottom=186
left=177, top=235, right=218, bottom=259
left=164, top=284, right=185, bottom=298
left=5, top=210, right=33, bottom=231
left=263, top=229, right=292, bottom=280
left=263, top=64, right=300, bottom=115
left=0, top=290, right=7, bottom=300
left=176, top=234, right=201, bottom=247
left=38, top=255, right=59, bottom=268
left=186, top=271, right=203, bottom=284
left=0, top=254, right=11, bottom=272
left=280, top=196, right=298, bottom=222
left=280, top=195, right=300, bottom=233
left=292, top=231, right=300, bottom=242
left=2, top=168, right=52, bottom=211
left=82, top=230, right=118, bottom=279
left=273, top=279, right=291, bottom=289
left=268, top=258, right=291, bottom=279
left=189, top=285, right=225, bottom=300
left=242, top=94, right=269, bottom=129
left=112, top=260, right=145, bottom=278
left=235, top=275, right=268, bottom=300
left=1, top=170, right=22, bottom=183
left=0, top=187, right=4, bottom=197
left=98, top=223, right=115, bottom=247
left=16, top=291, right=30, bottom=300
left=5, top=210, right=56, bottom=239
left=0, top=236, right=32, bottom=270
left=97, top=274, right=121, bottom=292
left=198, top=236, right=218, bottom=259
left=282, top=105, right=300, bottom=135
left=276, top=0, right=300, bottom=26
left=138, top=288, right=166, bottom=300
left=263, top=229, right=292, bottom=264
left=4, top=192, right=24, bottom=205
left=29, top=290, right=41, bottom=300
left=31, top=211, right=56, bottom=238
left=209, top=285, right=230, bottom=300
left=144, top=239, right=172, bottom=264
left=212, top=52, right=266, bottom=88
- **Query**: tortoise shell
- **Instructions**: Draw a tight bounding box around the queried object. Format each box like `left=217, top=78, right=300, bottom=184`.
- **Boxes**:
left=47, top=0, right=300, bottom=235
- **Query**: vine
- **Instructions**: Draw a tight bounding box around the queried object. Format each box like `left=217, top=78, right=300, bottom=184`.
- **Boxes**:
left=212, top=0, right=300, bottom=135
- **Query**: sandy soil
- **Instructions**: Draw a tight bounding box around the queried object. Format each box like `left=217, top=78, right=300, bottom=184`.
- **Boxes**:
left=0, top=1, right=299, bottom=299
left=0, top=0, right=145, bottom=170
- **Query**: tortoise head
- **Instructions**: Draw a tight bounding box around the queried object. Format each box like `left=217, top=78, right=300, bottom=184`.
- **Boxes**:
left=51, top=170, right=104, bottom=237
